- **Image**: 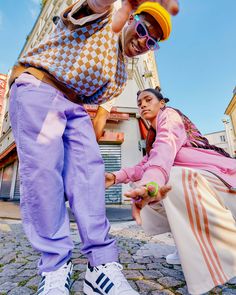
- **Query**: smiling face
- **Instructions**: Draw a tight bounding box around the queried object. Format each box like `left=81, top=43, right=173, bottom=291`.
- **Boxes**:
left=122, top=13, right=163, bottom=57
left=137, top=90, right=165, bottom=127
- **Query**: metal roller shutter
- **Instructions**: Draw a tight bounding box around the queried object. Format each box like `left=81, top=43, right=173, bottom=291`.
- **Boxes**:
left=99, top=144, right=122, bottom=204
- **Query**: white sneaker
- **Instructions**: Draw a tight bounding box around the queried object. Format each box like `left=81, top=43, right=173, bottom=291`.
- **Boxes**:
left=84, top=262, right=139, bottom=295
left=166, top=250, right=181, bottom=265
left=37, top=260, right=73, bottom=295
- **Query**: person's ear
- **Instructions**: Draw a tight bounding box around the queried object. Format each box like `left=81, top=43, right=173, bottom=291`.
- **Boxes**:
left=160, top=99, right=166, bottom=110
left=128, top=15, right=134, bottom=25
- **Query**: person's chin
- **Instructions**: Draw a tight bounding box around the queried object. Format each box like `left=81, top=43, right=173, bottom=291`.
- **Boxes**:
left=124, top=43, right=139, bottom=57
left=124, top=48, right=135, bottom=58
left=125, top=52, right=134, bottom=58
left=142, top=114, right=151, bottom=120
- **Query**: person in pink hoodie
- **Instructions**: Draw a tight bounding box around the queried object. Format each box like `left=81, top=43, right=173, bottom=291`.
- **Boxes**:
left=106, top=88, right=236, bottom=295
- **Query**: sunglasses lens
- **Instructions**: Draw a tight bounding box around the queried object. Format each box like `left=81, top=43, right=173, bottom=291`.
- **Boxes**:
left=147, top=39, right=158, bottom=50
left=136, top=23, right=147, bottom=37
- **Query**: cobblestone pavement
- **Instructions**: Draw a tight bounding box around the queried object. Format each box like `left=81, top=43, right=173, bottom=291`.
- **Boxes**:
left=0, top=219, right=236, bottom=295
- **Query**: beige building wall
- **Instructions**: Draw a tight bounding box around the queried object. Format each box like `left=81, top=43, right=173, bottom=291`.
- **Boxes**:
left=225, top=87, right=236, bottom=157
left=222, top=118, right=236, bottom=158
left=227, top=105, right=236, bottom=137
left=225, top=88, right=236, bottom=136
left=231, top=108, right=236, bottom=134
left=204, top=130, right=231, bottom=156
left=204, top=121, right=236, bottom=158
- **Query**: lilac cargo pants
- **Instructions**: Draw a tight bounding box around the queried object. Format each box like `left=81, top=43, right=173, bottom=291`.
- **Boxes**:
left=9, top=73, right=118, bottom=273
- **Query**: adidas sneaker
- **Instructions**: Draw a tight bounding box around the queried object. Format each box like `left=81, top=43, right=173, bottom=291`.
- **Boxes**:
left=84, top=262, right=139, bottom=295
left=166, top=250, right=181, bottom=265
left=37, top=260, right=73, bottom=295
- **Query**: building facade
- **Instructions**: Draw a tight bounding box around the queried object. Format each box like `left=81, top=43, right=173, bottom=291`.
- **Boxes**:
left=225, top=86, right=236, bottom=157
left=204, top=130, right=232, bottom=157
left=204, top=86, right=236, bottom=158
left=0, top=0, right=160, bottom=203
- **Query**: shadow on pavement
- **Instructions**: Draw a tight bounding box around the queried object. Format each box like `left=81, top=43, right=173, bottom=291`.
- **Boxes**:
left=0, top=200, right=133, bottom=222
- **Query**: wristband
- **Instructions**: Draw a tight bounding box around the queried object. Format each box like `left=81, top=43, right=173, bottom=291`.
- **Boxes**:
left=146, top=181, right=159, bottom=197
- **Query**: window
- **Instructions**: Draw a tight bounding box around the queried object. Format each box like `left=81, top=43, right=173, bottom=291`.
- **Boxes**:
left=220, top=135, right=226, bottom=142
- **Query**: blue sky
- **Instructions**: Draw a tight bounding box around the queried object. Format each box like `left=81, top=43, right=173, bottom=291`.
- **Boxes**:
left=0, top=0, right=41, bottom=72
left=155, top=0, right=236, bottom=134
left=0, top=0, right=235, bottom=134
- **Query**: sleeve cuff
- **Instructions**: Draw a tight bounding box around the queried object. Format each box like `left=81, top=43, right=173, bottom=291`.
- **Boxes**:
left=113, top=170, right=129, bottom=184
left=99, top=97, right=117, bottom=112
left=139, top=167, right=166, bottom=187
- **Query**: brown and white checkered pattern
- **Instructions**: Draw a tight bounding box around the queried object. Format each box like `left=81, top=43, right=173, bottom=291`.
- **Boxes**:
left=20, top=6, right=127, bottom=105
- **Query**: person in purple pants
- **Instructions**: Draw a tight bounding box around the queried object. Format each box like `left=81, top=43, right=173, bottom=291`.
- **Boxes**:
left=8, top=0, right=178, bottom=294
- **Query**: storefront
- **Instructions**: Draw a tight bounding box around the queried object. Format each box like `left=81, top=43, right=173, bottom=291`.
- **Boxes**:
left=0, top=146, right=121, bottom=203
left=0, top=143, right=19, bottom=200
left=0, top=107, right=143, bottom=204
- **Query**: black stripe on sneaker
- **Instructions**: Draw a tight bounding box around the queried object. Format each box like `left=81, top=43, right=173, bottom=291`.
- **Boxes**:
left=65, top=271, right=72, bottom=290
left=37, top=278, right=45, bottom=294
left=37, top=287, right=44, bottom=295
left=67, top=259, right=72, bottom=265
left=100, top=277, right=110, bottom=289
left=96, top=273, right=105, bottom=284
left=65, top=283, right=71, bottom=291
left=88, top=263, right=94, bottom=272
left=105, top=282, right=114, bottom=294
left=38, top=280, right=45, bottom=289
left=39, top=277, right=45, bottom=284
left=84, top=279, right=104, bottom=295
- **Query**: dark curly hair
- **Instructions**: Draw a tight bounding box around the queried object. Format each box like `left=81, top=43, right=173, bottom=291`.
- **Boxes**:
left=137, top=88, right=170, bottom=103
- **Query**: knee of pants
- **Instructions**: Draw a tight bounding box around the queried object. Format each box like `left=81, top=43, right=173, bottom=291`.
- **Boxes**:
left=141, top=203, right=170, bottom=236
left=167, top=166, right=201, bottom=187
left=167, top=166, right=184, bottom=186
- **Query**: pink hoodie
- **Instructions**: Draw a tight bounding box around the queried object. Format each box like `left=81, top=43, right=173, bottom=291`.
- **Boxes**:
left=114, top=108, right=236, bottom=189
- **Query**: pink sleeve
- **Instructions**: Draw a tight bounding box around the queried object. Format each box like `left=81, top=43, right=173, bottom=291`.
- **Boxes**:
left=113, top=155, right=148, bottom=184
left=87, top=0, right=116, bottom=13
left=140, top=108, right=187, bottom=186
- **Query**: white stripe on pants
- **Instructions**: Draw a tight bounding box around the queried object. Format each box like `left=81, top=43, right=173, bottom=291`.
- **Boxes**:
left=140, top=167, right=236, bottom=295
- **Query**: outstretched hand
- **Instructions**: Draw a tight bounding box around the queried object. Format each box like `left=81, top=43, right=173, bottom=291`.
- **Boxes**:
left=125, top=183, right=171, bottom=210
left=131, top=201, right=142, bottom=225
left=112, top=0, right=179, bottom=33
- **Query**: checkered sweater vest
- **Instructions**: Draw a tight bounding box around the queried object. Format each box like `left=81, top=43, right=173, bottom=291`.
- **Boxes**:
left=19, top=6, right=127, bottom=105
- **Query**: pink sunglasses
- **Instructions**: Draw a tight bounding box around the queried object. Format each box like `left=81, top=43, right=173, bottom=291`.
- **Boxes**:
left=134, top=15, right=160, bottom=51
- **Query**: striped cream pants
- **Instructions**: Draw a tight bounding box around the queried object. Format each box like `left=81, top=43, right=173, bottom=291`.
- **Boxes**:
left=140, top=167, right=236, bottom=295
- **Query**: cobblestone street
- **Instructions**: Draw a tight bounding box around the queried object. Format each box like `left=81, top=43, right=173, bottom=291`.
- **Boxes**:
left=0, top=219, right=236, bottom=295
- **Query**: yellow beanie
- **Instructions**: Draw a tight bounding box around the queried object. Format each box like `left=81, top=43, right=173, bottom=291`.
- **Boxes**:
left=135, top=2, right=172, bottom=41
